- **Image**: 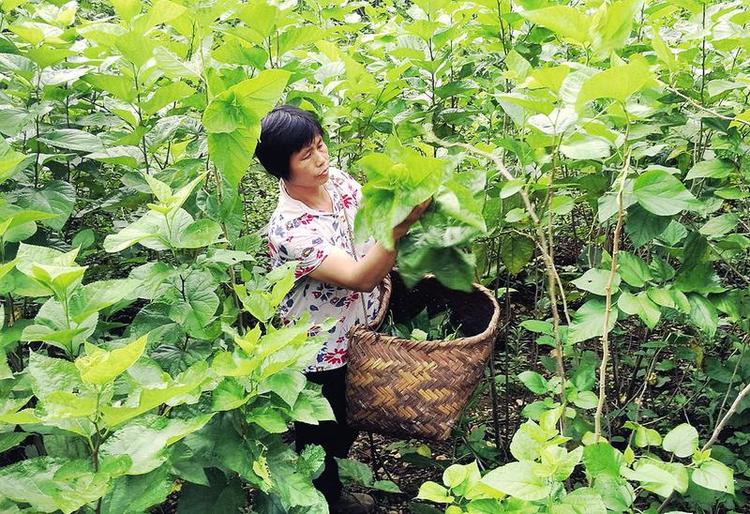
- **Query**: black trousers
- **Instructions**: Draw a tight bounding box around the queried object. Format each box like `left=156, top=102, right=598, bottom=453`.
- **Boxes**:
left=294, top=365, right=358, bottom=504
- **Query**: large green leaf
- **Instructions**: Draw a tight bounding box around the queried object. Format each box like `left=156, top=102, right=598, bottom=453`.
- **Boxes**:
left=0, top=139, right=30, bottom=183
left=571, top=268, right=620, bottom=296
left=617, top=291, right=661, bottom=329
left=568, top=299, right=617, bottom=344
left=617, top=251, right=652, bottom=287
left=577, top=59, right=653, bottom=110
left=520, top=6, right=591, bottom=44
left=589, top=0, right=643, bottom=58
left=687, top=294, right=718, bottom=338
left=176, top=469, right=246, bottom=514
left=207, top=127, right=259, bottom=189
left=662, top=423, right=698, bottom=458
left=500, top=235, right=534, bottom=275
left=481, top=461, right=549, bottom=501
left=16, top=180, right=76, bottom=231
left=68, top=279, right=139, bottom=323
left=691, top=459, right=734, bottom=494
left=0, top=457, right=109, bottom=514
left=100, top=465, right=173, bottom=514
left=100, top=414, right=213, bottom=474
left=27, top=351, right=87, bottom=401
left=37, top=129, right=105, bottom=153
left=633, top=170, right=698, bottom=216
left=75, top=335, right=147, bottom=385
left=22, top=297, right=98, bottom=354
left=101, top=362, right=209, bottom=427
left=685, top=159, right=734, bottom=180
left=103, top=211, right=166, bottom=253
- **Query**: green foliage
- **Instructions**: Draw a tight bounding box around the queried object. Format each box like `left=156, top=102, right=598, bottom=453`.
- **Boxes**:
left=1, top=0, right=748, bottom=512
left=355, top=138, right=487, bottom=291
left=382, top=307, right=464, bottom=342
left=418, top=413, right=733, bottom=512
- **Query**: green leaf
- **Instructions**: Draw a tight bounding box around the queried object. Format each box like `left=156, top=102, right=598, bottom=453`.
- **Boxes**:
left=68, top=279, right=139, bottom=324
left=175, top=219, right=223, bottom=248
left=481, top=461, right=549, bottom=501
left=687, top=294, right=718, bottom=338
left=102, top=211, right=165, bottom=253
left=261, top=369, right=306, bottom=407
left=101, top=414, right=213, bottom=475
left=27, top=351, right=86, bottom=400
left=0, top=432, right=28, bottom=453
left=245, top=404, right=288, bottom=433
left=621, top=462, right=678, bottom=497
left=691, top=459, right=734, bottom=494
left=573, top=390, right=598, bottom=409
left=662, top=423, right=698, bottom=458
left=208, top=127, right=259, bottom=188
left=633, top=170, right=698, bottom=217
left=590, top=0, right=643, bottom=59
left=577, top=59, right=652, bottom=110
left=16, top=180, right=76, bottom=231
left=651, top=27, right=677, bottom=72
left=674, top=263, right=726, bottom=294
left=101, top=466, right=173, bottom=514
left=624, top=421, right=662, bottom=447
left=520, top=6, right=591, bottom=44
left=373, top=480, right=402, bottom=493
left=101, top=362, right=209, bottom=427
left=212, top=378, right=252, bottom=411
left=176, top=469, right=245, bottom=514
left=685, top=160, right=734, bottom=180
left=518, top=371, right=548, bottom=394
left=699, top=214, right=738, bottom=238
left=559, top=487, right=607, bottom=514
left=527, top=107, right=578, bottom=136
left=0, top=139, right=30, bottom=184
left=75, top=335, right=147, bottom=385
left=559, top=134, right=611, bottom=160
left=111, top=0, right=141, bottom=20
left=571, top=268, right=620, bottom=296
left=84, top=74, right=139, bottom=103
left=0, top=457, right=109, bottom=514
left=500, top=235, right=534, bottom=275
left=417, top=481, right=454, bottom=503
left=617, top=291, right=661, bottom=328
left=37, top=129, right=105, bottom=153
left=625, top=205, right=671, bottom=248
left=141, top=81, right=195, bottom=116
left=593, top=475, right=634, bottom=512
left=336, top=458, right=374, bottom=487
left=617, top=252, right=652, bottom=287
left=583, top=443, right=621, bottom=479
left=568, top=299, right=617, bottom=344
left=168, top=272, right=219, bottom=337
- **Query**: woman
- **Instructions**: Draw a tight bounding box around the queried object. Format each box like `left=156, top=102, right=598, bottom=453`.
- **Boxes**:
left=255, top=105, right=428, bottom=513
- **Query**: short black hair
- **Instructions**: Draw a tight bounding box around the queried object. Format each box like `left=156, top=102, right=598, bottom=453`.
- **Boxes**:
left=255, top=105, right=324, bottom=180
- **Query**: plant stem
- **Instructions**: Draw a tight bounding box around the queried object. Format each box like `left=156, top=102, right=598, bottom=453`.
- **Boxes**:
left=428, top=132, right=568, bottom=427
left=594, top=156, right=629, bottom=439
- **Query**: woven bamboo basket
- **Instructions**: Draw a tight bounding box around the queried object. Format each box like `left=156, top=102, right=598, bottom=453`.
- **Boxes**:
left=346, top=272, right=501, bottom=441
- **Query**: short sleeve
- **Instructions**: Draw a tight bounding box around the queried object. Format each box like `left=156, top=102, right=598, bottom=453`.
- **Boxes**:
left=269, top=226, right=331, bottom=279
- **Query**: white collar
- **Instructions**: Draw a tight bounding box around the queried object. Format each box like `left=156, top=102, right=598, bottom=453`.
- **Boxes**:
left=277, top=171, right=338, bottom=218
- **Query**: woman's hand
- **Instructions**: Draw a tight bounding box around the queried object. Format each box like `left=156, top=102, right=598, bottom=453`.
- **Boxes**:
left=392, top=197, right=432, bottom=242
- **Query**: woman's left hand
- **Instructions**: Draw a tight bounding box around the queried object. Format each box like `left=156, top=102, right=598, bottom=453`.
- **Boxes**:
left=393, top=197, right=432, bottom=241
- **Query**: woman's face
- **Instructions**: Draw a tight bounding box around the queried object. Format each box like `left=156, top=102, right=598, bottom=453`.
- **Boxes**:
left=287, top=134, right=329, bottom=188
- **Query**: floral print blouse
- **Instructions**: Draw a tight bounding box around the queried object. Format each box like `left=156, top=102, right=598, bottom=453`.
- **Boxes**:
left=267, top=167, right=382, bottom=373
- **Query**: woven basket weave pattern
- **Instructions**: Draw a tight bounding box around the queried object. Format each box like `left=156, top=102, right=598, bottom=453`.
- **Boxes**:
left=346, top=273, right=500, bottom=441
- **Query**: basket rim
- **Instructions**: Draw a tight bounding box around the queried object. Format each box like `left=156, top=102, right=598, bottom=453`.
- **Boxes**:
left=351, top=274, right=501, bottom=349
